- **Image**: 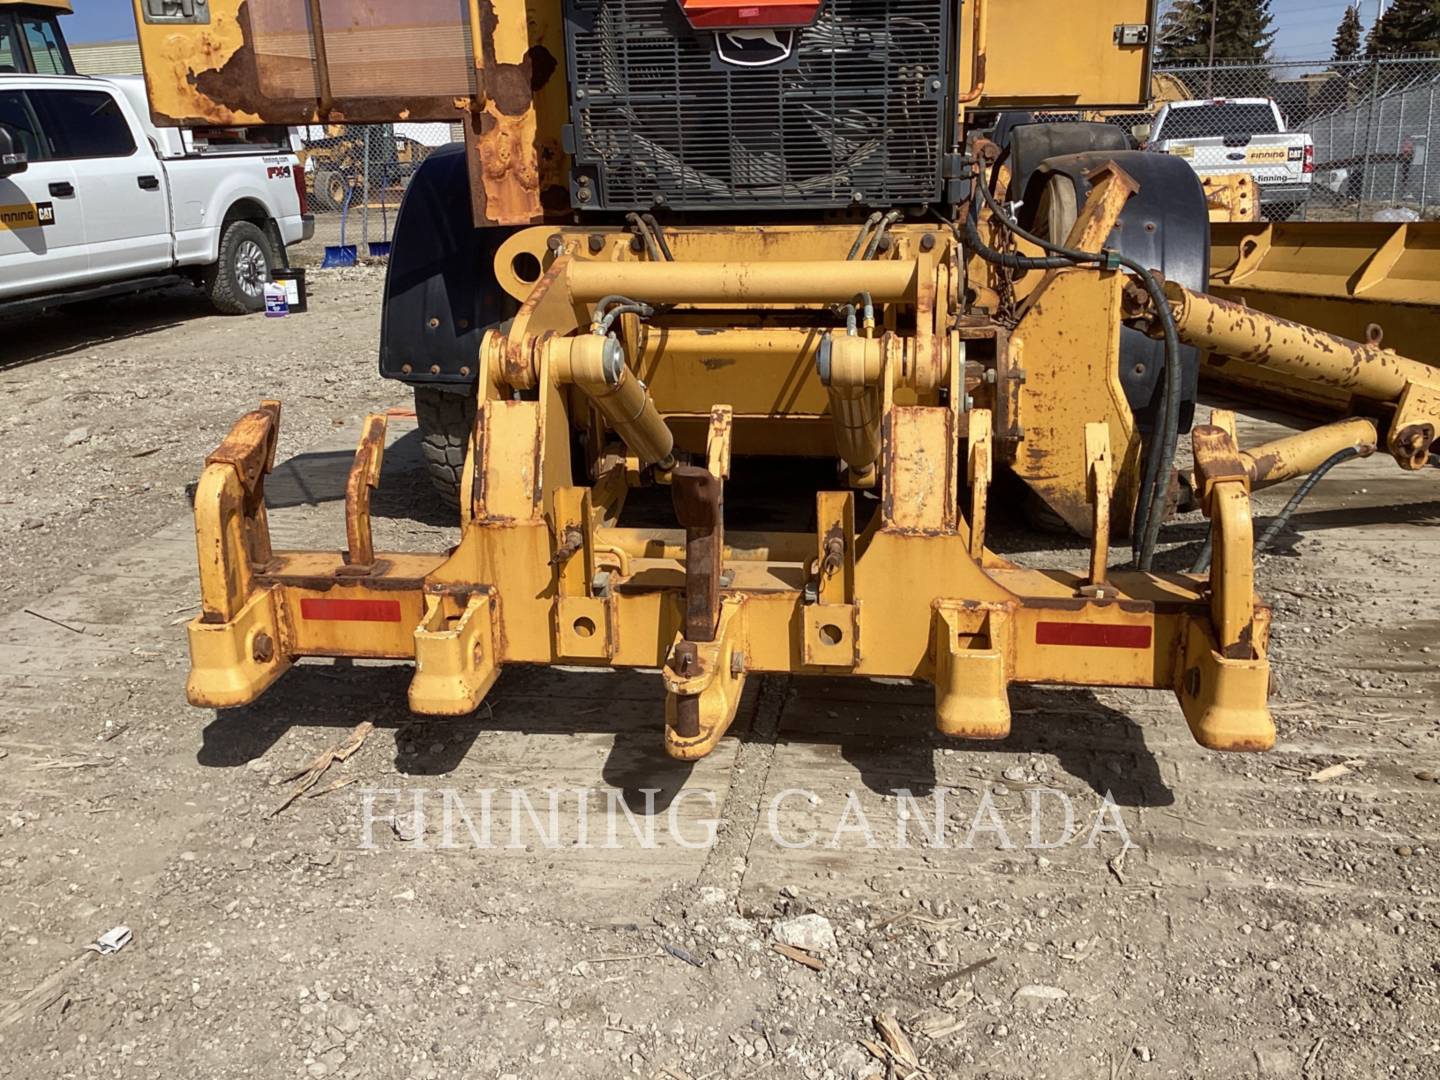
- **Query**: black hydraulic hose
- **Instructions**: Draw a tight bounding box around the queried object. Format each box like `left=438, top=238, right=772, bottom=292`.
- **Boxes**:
left=597, top=303, right=654, bottom=336
left=625, top=213, right=663, bottom=262
left=963, top=159, right=1184, bottom=570
left=639, top=213, right=675, bottom=261
left=1189, top=445, right=1368, bottom=574
left=846, top=212, right=883, bottom=260
left=591, top=295, right=652, bottom=334
left=864, top=210, right=903, bottom=259
left=958, top=211, right=1074, bottom=270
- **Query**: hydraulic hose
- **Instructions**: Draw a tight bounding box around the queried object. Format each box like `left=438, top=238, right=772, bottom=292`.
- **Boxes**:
left=1190, top=445, right=1368, bottom=574
left=960, top=157, right=1184, bottom=570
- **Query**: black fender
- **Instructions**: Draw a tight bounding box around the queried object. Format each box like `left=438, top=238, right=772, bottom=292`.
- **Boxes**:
left=997, top=119, right=1132, bottom=203
left=1020, top=150, right=1209, bottom=434
left=379, top=143, right=515, bottom=386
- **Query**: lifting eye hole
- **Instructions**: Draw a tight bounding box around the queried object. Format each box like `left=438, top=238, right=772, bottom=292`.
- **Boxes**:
left=511, top=251, right=543, bottom=285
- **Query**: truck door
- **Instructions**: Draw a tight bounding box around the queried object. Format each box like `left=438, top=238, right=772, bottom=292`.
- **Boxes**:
left=0, top=86, right=86, bottom=300
left=29, top=85, right=172, bottom=282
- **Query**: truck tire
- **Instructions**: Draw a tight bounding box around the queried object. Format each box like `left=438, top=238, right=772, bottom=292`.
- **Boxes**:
left=415, top=385, right=474, bottom=507
left=205, top=219, right=276, bottom=315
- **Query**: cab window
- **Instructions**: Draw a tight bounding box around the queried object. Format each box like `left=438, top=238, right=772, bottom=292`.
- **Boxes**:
left=32, top=90, right=136, bottom=160
left=0, top=89, right=47, bottom=162
left=0, top=16, right=20, bottom=73
left=21, top=15, right=70, bottom=75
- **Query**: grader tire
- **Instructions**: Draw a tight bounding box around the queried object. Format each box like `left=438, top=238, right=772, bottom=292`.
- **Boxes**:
left=414, top=386, right=474, bottom=507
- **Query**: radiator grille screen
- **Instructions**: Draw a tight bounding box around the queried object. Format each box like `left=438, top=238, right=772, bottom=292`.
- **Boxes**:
left=565, top=0, right=950, bottom=210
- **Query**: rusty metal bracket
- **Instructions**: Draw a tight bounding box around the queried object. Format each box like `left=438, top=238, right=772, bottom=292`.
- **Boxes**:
left=410, top=589, right=501, bottom=716
left=1390, top=380, right=1440, bottom=471
left=805, top=491, right=859, bottom=668
left=1080, top=422, right=1113, bottom=598
left=340, top=414, right=387, bottom=575
left=188, top=400, right=288, bottom=708
left=1191, top=424, right=1257, bottom=659
left=671, top=465, right=725, bottom=644
left=664, top=597, right=748, bottom=760
left=967, top=409, right=993, bottom=559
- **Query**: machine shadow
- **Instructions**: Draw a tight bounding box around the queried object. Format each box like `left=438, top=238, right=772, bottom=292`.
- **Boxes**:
left=197, top=665, right=1172, bottom=809
left=0, top=287, right=203, bottom=372
left=802, top=680, right=1171, bottom=808
left=264, top=426, right=457, bottom=527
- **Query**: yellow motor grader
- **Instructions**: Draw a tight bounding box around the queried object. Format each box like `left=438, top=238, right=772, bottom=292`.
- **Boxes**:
left=132, top=0, right=1439, bottom=761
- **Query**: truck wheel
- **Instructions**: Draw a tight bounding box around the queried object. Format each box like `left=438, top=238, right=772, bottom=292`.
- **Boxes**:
left=205, top=220, right=276, bottom=316
left=415, top=385, right=475, bottom=507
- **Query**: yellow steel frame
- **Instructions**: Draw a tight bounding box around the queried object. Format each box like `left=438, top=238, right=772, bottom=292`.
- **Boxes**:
left=187, top=224, right=1276, bottom=759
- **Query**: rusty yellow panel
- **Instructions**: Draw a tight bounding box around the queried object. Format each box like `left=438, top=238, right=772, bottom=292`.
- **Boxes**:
left=972, top=0, right=1154, bottom=108
left=883, top=407, right=956, bottom=533
left=134, top=0, right=476, bottom=124
left=1008, top=270, right=1140, bottom=536
left=132, top=0, right=568, bottom=134
left=477, top=399, right=543, bottom=522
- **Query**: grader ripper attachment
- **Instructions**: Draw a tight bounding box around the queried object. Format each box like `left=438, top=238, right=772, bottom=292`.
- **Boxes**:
left=149, top=0, right=1440, bottom=762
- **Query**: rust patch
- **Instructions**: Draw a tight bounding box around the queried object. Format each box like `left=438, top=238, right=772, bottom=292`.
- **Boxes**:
left=258, top=572, right=429, bottom=594
left=185, top=1, right=463, bottom=124
left=1246, top=451, right=1280, bottom=483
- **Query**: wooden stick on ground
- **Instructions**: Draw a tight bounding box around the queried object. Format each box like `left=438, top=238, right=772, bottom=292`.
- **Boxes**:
left=271, top=722, right=373, bottom=817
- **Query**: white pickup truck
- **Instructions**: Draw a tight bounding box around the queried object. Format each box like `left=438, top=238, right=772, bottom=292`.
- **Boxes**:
left=0, top=73, right=311, bottom=316
left=1148, top=98, right=1314, bottom=221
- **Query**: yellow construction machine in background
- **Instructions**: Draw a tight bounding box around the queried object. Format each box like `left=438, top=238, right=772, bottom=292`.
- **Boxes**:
left=133, top=0, right=1439, bottom=763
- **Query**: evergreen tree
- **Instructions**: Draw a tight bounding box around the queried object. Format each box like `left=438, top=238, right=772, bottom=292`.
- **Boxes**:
left=1332, top=5, right=1363, bottom=60
left=1367, top=0, right=1440, bottom=56
left=1156, top=0, right=1276, bottom=64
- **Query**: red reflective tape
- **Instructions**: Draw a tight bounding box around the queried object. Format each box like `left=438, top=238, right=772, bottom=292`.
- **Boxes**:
left=1035, top=621, right=1152, bottom=649
left=300, top=598, right=402, bottom=623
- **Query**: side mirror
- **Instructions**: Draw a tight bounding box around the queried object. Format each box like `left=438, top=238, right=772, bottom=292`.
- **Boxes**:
left=0, top=126, right=28, bottom=178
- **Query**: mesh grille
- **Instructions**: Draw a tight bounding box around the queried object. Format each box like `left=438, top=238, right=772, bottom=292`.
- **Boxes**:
left=566, top=0, right=949, bottom=210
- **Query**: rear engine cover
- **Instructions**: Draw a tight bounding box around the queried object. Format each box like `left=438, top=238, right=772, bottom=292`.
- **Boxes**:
left=564, top=0, right=950, bottom=211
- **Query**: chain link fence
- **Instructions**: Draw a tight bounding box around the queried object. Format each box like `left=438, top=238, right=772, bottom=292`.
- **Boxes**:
left=294, top=121, right=461, bottom=257
left=1147, top=57, right=1440, bottom=222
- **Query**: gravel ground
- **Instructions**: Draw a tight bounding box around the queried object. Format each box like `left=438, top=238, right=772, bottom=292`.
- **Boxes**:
left=1, top=269, right=1438, bottom=1080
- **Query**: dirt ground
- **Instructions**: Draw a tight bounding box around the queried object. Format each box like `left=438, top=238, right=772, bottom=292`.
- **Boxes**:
left=1, top=267, right=1437, bottom=1080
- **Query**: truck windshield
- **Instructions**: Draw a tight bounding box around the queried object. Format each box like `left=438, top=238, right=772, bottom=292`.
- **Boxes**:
left=1159, top=104, right=1279, bottom=140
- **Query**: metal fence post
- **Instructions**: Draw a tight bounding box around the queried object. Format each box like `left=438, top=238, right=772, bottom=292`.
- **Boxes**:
left=1424, top=77, right=1436, bottom=216
left=361, top=126, right=371, bottom=254
left=1361, top=58, right=1382, bottom=217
